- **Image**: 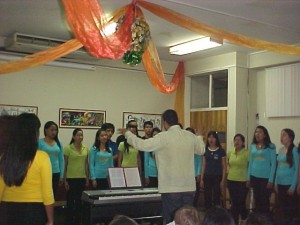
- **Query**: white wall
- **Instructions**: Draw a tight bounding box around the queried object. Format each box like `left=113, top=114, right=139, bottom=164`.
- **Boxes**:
left=248, top=68, right=300, bottom=150
left=0, top=60, right=176, bottom=148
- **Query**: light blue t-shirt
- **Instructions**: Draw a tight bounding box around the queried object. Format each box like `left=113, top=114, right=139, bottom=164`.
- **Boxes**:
left=89, top=146, right=113, bottom=180
left=38, top=138, right=64, bottom=178
left=275, top=146, right=299, bottom=191
left=194, top=154, right=202, bottom=176
left=144, top=152, right=157, bottom=178
left=247, top=143, right=276, bottom=182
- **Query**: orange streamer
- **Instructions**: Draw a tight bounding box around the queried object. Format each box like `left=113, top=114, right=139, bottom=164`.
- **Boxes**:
left=142, top=40, right=184, bottom=94
left=0, top=39, right=82, bottom=75
left=137, top=0, right=300, bottom=55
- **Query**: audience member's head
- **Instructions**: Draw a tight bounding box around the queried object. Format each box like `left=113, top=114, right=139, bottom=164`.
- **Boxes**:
left=202, top=207, right=234, bottom=225
left=108, top=215, right=139, bottom=225
left=174, top=206, right=201, bottom=225
left=245, top=213, right=273, bottom=225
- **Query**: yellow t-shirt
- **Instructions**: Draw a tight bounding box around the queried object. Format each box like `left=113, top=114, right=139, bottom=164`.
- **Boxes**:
left=64, top=143, right=88, bottom=178
left=118, top=142, right=139, bottom=167
left=0, top=150, right=54, bottom=205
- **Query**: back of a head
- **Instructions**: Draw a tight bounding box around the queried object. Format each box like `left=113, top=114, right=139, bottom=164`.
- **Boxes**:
left=174, top=206, right=201, bottom=225
left=108, top=215, right=139, bottom=225
left=245, top=213, right=273, bottom=225
left=162, top=109, right=178, bottom=126
left=0, top=113, right=41, bottom=186
left=202, top=207, right=234, bottom=225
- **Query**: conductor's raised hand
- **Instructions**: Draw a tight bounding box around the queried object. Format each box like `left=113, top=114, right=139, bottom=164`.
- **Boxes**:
left=117, top=128, right=127, bottom=135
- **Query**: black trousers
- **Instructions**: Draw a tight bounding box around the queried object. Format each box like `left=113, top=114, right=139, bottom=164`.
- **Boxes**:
left=52, top=172, right=60, bottom=199
left=277, top=184, right=298, bottom=221
left=95, top=178, right=109, bottom=190
left=227, top=180, right=248, bottom=224
left=250, top=176, right=272, bottom=216
left=66, top=178, right=86, bottom=225
left=147, top=176, right=158, bottom=188
left=204, top=174, right=222, bottom=210
left=0, top=202, right=46, bottom=225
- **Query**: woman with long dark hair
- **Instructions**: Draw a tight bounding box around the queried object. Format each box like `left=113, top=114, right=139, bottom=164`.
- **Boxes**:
left=0, top=113, right=54, bottom=225
left=64, top=128, right=89, bottom=223
left=274, top=128, right=299, bottom=223
left=38, top=121, right=64, bottom=198
left=89, top=128, right=113, bottom=189
left=247, top=125, right=276, bottom=217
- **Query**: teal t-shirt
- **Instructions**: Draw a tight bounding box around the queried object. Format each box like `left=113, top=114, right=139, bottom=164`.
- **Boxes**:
left=275, top=146, right=299, bottom=191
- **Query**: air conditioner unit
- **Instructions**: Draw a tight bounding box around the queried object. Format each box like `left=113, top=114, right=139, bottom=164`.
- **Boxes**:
left=4, top=33, right=98, bottom=62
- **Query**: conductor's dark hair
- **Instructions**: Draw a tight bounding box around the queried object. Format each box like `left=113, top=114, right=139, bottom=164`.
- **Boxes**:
left=162, top=109, right=178, bottom=126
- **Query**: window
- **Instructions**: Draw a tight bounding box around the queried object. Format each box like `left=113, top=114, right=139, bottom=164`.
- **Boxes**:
left=191, top=70, right=228, bottom=109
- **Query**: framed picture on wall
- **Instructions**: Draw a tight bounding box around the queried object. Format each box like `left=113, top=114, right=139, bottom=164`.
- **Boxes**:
left=59, top=108, right=106, bottom=129
left=123, top=112, right=162, bottom=131
left=0, top=104, right=38, bottom=115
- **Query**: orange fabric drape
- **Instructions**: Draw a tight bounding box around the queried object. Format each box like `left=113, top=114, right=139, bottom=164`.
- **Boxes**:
left=62, top=0, right=134, bottom=59
left=1, top=0, right=300, bottom=95
left=174, top=73, right=185, bottom=126
left=137, top=0, right=300, bottom=55
left=0, top=39, right=82, bottom=75
left=142, top=40, right=184, bottom=94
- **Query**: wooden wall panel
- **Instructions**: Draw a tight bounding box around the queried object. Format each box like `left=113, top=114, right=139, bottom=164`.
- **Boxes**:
left=190, top=110, right=227, bottom=149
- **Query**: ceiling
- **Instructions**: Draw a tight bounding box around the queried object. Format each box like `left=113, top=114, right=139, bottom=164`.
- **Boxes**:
left=0, top=0, right=299, bottom=62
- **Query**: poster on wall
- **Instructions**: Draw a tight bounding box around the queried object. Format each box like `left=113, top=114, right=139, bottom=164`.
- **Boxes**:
left=123, top=112, right=162, bottom=131
left=59, top=108, right=106, bottom=129
left=0, top=104, right=38, bottom=116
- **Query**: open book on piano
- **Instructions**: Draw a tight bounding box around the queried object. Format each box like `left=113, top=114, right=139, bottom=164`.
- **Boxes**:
left=108, top=167, right=142, bottom=188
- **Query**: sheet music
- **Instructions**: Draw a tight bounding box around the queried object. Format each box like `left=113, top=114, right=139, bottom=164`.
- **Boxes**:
left=108, top=168, right=126, bottom=188
left=124, top=167, right=142, bottom=187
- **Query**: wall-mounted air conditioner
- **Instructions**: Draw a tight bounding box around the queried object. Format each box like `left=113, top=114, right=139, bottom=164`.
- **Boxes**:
left=4, top=33, right=98, bottom=62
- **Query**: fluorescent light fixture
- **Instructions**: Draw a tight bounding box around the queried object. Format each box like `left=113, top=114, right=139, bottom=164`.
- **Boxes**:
left=169, top=37, right=223, bottom=55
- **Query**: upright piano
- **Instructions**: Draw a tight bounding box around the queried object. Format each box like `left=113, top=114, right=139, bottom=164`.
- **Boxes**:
left=81, top=188, right=162, bottom=225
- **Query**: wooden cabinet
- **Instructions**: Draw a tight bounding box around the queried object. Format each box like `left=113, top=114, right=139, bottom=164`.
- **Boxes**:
left=190, top=110, right=227, bottom=150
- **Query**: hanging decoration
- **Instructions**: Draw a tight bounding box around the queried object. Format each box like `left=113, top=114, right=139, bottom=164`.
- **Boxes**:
left=1, top=0, right=300, bottom=95
left=123, top=17, right=151, bottom=66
